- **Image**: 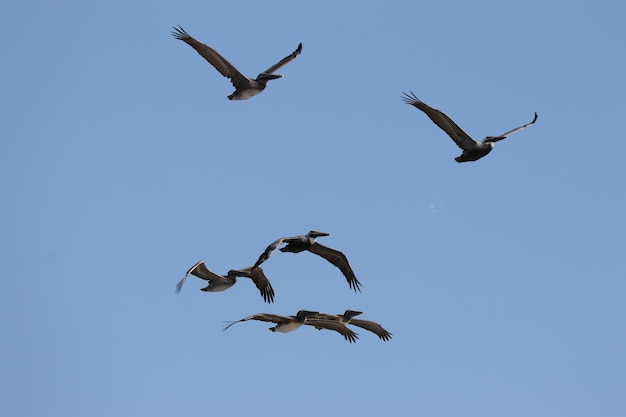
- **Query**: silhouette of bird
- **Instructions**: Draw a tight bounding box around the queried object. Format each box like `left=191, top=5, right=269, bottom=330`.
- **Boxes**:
left=172, top=26, right=302, bottom=100
left=253, top=230, right=362, bottom=292
left=175, top=261, right=275, bottom=303
left=402, top=91, right=537, bottom=162
left=223, top=310, right=358, bottom=343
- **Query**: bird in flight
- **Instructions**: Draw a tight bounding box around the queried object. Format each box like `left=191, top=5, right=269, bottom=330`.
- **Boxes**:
left=223, top=310, right=359, bottom=343
left=253, top=230, right=362, bottom=292
left=175, top=260, right=275, bottom=303
left=172, top=26, right=302, bottom=100
left=402, top=91, right=537, bottom=162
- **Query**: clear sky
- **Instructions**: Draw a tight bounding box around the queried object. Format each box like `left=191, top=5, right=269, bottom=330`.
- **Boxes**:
left=2, top=1, right=625, bottom=416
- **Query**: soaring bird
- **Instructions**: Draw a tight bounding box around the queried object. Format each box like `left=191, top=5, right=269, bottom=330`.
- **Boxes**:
left=222, top=310, right=358, bottom=343
left=253, top=230, right=362, bottom=292
left=402, top=91, right=538, bottom=162
left=222, top=310, right=318, bottom=333
left=172, top=26, right=302, bottom=100
left=312, top=310, right=393, bottom=341
left=175, top=261, right=275, bottom=303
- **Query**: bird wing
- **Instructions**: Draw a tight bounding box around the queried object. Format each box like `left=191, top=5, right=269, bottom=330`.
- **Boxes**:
left=260, top=42, right=302, bottom=75
left=485, top=112, right=538, bottom=142
left=310, top=313, right=340, bottom=321
left=171, top=26, right=249, bottom=88
left=175, top=260, right=223, bottom=293
left=306, top=243, right=362, bottom=292
left=349, top=319, right=393, bottom=341
left=401, top=91, right=478, bottom=150
left=305, top=319, right=359, bottom=343
left=234, top=266, right=276, bottom=303
left=253, top=238, right=285, bottom=268
left=222, top=313, right=287, bottom=331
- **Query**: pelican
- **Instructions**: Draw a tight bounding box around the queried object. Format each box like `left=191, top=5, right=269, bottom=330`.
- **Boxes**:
left=172, top=26, right=302, bottom=100
left=175, top=261, right=275, bottom=303
left=253, top=230, right=362, bottom=292
left=402, top=91, right=538, bottom=162
left=222, top=310, right=317, bottom=333
left=223, top=310, right=358, bottom=343
left=312, top=310, right=392, bottom=341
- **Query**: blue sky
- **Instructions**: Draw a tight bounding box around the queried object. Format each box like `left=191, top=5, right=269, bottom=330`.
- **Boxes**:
left=2, top=1, right=625, bottom=416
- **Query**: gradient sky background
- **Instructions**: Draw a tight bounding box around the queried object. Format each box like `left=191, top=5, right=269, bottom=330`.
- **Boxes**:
left=2, top=1, right=625, bottom=416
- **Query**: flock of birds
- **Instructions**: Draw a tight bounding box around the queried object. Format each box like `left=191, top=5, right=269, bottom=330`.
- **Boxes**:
left=176, top=230, right=388, bottom=343
left=172, top=25, right=539, bottom=343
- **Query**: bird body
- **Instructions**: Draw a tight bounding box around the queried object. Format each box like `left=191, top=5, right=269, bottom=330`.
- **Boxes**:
left=454, top=142, right=495, bottom=163
left=272, top=320, right=305, bottom=333
left=402, top=91, right=537, bottom=162
left=172, top=26, right=302, bottom=100
left=200, top=275, right=236, bottom=292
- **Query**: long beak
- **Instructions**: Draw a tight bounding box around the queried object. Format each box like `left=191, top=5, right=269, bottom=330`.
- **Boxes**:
left=257, top=73, right=283, bottom=82
left=307, top=230, right=331, bottom=238
left=483, top=135, right=507, bottom=143
left=345, top=310, right=364, bottom=319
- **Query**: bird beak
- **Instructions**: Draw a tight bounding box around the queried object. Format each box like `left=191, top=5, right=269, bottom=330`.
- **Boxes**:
left=257, top=73, right=283, bottom=81
left=299, top=310, right=320, bottom=319
left=484, top=135, right=506, bottom=143
left=308, top=230, right=330, bottom=237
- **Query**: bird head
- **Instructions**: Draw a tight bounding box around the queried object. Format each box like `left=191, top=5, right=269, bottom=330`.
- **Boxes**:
left=343, top=310, right=364, bottom=319
left=306, top=230, right=330, bottom=238
left=483, top=136, right=505, bottom=144
left=256, top=73, right=283, bottom=82
left=296, top=310, right=320, bottom=321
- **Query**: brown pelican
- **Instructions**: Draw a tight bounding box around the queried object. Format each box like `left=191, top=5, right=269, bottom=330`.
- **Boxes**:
left=175, top=261, right=275, bottom=303
left=172, top=26, right=302, bottom=100
left=223, top=310, right=358, bottom=343
left=253, top=230, right=362, bottom=292
left=222, top=310, right=318, bottom=333
left=312, top=310, right=393, bottom=341
left=401, top=91, right=538, bottom=162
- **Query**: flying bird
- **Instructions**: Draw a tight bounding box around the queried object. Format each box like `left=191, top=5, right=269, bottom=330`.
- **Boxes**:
left=175, top=261, right=275, bottom=303
left=402, top=91, right=538, bottom=162
left=223, top=310, right=358, bottom=343
left=312, top=310, right=393, bottom=341
left=222, top=310, right=318, bottom=333
left=172, top=26, right=302, bottom=100
left=253, top=230, right=362, bottom=292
